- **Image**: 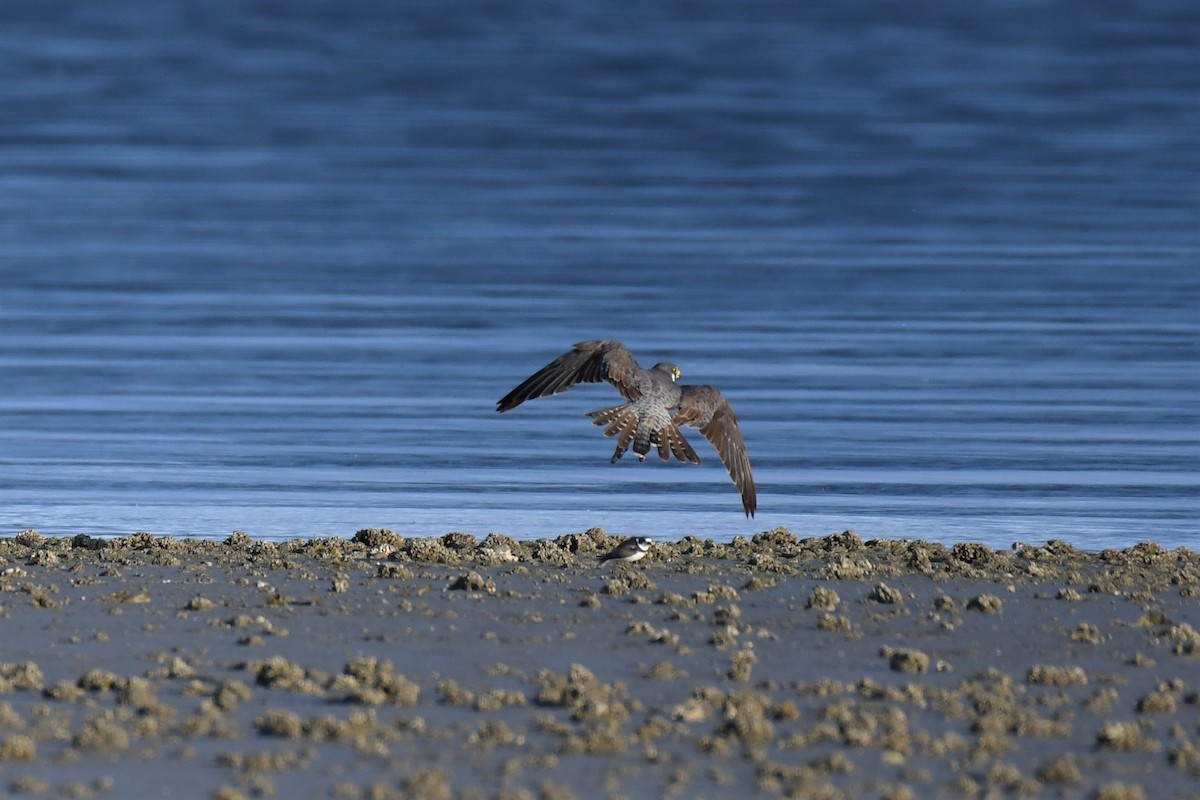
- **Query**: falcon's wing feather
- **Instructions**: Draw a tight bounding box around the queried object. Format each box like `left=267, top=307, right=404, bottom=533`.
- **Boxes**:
left=674, top=385, right=757, bottom=517
left=497, top=340, right=640, bottom=412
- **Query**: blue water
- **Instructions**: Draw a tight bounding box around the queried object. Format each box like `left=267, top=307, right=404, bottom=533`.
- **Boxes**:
left=2, top=1, right=1198, bottom=549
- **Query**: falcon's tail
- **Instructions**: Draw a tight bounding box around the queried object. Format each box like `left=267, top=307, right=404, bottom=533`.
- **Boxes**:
left=587, top=404, right=701, bottom=465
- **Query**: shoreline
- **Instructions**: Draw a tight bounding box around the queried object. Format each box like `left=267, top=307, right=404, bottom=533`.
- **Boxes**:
left=1, top=528, right=1197, bottom=799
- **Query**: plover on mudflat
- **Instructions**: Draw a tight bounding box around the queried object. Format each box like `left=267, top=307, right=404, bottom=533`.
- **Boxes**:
left=598, top=536, right=652, bottom=564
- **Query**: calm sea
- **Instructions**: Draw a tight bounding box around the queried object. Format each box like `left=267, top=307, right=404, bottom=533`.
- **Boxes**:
left=2, top=1, right=1197, bottom=549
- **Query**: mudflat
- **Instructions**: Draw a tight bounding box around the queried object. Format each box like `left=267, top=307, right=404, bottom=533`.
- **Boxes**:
left=1, top=528, right=1198, bottom=800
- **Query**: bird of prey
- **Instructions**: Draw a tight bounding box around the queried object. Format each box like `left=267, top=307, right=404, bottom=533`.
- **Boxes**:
left=599, top=536, right=653, bottom=563
left=496, top=340, right=756, bottom=516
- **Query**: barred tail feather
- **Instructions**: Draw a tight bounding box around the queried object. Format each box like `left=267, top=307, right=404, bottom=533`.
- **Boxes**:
left=664, top=423, right=701, bottom=464
left=586, top=404, right=639, bottom=463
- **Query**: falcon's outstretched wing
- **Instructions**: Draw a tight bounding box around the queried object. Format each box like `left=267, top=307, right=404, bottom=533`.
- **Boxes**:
left=496, top=340, right=640, bottom=412
left=673, top=384, right=757, bottom=517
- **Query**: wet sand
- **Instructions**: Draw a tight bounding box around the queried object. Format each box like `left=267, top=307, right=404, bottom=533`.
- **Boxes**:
left=1, top=528, right=1199, bottom=800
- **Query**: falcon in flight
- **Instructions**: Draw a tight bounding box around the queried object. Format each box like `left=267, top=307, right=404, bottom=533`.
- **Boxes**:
left=496, top=340, right=757, bottom=517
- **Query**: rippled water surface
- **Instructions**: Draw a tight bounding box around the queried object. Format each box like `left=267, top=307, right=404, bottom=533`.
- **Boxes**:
left=2, top=1, right=1198, bottom=548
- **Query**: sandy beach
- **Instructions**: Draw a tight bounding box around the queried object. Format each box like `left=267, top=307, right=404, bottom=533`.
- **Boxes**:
left=1, top=528, right=1198, bottom=800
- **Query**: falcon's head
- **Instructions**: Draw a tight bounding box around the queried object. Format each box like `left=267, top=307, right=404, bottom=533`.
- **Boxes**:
left=653, top=362, right=681, bottom=382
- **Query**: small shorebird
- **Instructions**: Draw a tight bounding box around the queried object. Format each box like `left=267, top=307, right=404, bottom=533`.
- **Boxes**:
left=496, top=340, right=756, bottom=517
left=599, top=536, right=653, bottom=563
